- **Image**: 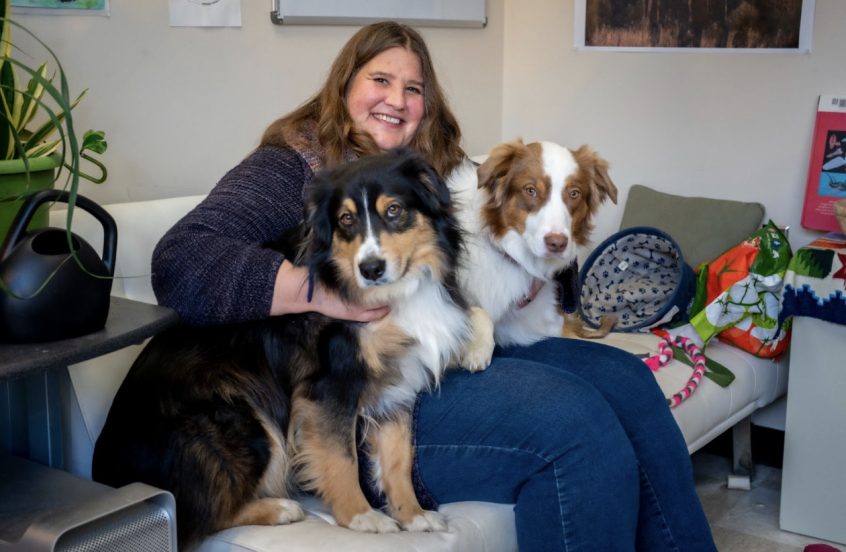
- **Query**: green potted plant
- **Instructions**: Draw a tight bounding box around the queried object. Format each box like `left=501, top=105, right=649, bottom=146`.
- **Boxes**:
left=0, top=0, right=107, bottom=244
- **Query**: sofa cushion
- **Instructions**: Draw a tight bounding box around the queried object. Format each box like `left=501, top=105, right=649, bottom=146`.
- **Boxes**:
left=584, top=332, right=788, bottom=453
left=619, top=185, right=765, bottom=270
left=197, top=498, right=517, bottom=552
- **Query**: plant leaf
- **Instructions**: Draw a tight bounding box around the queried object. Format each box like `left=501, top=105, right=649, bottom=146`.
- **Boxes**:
left=0, top=47, right=21, bottom=159
left=18, top=61, right=50, bottom=131
left=21, top=87, right=85, bottom=152
left=81, top=129, right=106, bottom=154
left=25, top=137, right=60, bottom=157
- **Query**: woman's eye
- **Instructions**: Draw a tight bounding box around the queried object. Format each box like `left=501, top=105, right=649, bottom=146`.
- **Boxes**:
left=406, top=86, right=422, bottom=95
left=374, top=77, right=388, bottom=85
left=340, top=213, right=354, bottom=225
left=386, top=204, right=402, bottom=218
left=525, top=187, right=537, bottom=197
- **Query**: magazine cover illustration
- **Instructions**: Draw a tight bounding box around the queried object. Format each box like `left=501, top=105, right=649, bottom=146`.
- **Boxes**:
left=802, top=95, right=846, bottom=233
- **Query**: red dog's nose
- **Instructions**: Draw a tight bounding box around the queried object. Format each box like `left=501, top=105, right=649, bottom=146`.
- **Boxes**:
left=544, top=233, right=568, bottom=253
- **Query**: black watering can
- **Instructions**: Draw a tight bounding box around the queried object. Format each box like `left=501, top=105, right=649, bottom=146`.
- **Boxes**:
left=0, top=190, right=117, bottom=343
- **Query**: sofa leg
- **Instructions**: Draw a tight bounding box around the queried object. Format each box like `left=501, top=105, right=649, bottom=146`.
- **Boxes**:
left=727, top=414, right=754, bottom=490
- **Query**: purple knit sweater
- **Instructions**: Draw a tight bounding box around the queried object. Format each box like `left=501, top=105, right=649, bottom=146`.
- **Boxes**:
left=152, top=146, right=311, bottom=326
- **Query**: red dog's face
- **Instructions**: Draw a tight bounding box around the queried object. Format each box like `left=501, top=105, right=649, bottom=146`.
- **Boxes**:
left=477, top=140, right=618, bottom=262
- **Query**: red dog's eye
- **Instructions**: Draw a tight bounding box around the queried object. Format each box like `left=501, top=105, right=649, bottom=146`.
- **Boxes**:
left=525, top=187, right=537, bottom=197
left=569, top=190, right=581, bottom=199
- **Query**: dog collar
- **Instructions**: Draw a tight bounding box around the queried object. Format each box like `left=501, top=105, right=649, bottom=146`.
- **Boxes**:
left=515, top=277, right=545, bottom=309
left=489, top=238, right=546, bottom=309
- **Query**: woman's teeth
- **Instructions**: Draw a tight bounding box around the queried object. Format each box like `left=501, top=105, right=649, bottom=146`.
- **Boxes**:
left=374, top=114, right=401, bottom=124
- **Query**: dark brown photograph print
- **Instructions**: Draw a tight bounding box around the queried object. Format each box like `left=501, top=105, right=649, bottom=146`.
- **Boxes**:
left=584, top=0, right=805, bottom=49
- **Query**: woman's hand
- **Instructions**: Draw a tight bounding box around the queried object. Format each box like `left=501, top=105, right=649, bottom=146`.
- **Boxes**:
left=270, top=260, right=390, bottom=321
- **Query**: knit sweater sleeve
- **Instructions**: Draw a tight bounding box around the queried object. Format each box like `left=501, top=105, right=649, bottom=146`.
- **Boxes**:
left=151, top=146, right=312, bottom=326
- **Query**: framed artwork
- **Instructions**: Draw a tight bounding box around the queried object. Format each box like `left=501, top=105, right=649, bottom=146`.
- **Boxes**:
left=574, top=0, right=815, bottom=53
left=11, top=0, right=109, bottom=15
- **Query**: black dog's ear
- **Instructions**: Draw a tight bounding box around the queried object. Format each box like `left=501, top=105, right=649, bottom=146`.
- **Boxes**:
left=392, top=148, right=451, bottom=215
left=302, top=175, right=336, bottom=302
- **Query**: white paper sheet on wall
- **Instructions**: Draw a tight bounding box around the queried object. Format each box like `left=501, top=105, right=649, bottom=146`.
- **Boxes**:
left=169, top=0, right=241, bottom=27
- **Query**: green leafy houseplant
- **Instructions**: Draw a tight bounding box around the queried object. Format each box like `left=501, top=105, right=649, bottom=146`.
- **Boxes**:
left=1, top=0, right=107, bottom=171
left=1, top=0, right=108, bottom=298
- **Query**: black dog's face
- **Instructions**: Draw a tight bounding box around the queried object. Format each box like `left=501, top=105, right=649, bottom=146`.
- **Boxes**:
left=305, top=149, right=461, bottom=306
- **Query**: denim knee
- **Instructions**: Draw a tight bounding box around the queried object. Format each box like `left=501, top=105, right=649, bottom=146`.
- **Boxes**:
left=415, top=358, right=640, bottom=507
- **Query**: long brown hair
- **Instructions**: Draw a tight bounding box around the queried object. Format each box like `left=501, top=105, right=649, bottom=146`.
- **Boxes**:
left=260, top=21, right=465, bottom=176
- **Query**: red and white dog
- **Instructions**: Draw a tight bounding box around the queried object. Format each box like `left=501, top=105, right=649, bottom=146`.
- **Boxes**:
left=449, top=139, right=619, bottom=346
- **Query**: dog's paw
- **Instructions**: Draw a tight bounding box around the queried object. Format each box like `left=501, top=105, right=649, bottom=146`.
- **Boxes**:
left=403, top=510, right=448, bottom=532
left=348, top=509, right=401, bottom=533
left=462, top=307, right=495, bottom=372
left=274, top=498, right=305, bottom=525
left=461, top=347, right=492, bottom=372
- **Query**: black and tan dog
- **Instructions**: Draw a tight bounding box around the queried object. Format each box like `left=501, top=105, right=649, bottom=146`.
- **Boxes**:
left=92, top=149, right=495, bottom=551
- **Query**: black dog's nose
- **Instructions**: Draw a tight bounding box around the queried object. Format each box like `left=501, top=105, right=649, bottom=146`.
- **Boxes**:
left=359, top=258, right=386, bottom=281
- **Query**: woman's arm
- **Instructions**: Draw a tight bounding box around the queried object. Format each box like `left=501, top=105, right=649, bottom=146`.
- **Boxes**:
left=152, top=146, right=311, bottom=326
left=153, top=146, right=389, bottom=326
left=270, top=261, right=389, bottom=321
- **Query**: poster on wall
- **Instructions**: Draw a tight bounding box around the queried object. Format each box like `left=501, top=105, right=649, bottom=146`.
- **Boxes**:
left=801, top=95, right=846, bottom=233
left=170, top=0, right=242, bottom=27
left=11, top=0, right=108, bottom=16
left=574, top=0, right=815, bottom=53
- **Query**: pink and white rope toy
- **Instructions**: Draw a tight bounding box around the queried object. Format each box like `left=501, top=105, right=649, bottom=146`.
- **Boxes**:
left=643, top=335, right=707, bottom=408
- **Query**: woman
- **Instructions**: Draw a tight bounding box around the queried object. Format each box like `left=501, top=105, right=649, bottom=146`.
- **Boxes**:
left=153, top=21, right=717, bottom=552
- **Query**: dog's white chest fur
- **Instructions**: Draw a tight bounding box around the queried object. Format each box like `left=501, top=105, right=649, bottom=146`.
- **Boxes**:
left=363, top=276, right=470, bottom=417
left=449, top=161, right=569, bottom=327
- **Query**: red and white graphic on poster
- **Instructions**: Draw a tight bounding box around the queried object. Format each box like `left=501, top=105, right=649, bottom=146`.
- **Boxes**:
left=802, top=95, right=846, bottom=232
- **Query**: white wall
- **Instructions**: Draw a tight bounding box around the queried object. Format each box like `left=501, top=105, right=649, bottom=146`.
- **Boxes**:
left=12, top=0, right=504, bottom=204
left=13, top=0, right=845, bottom=252
left=501, top=0, right=846, bottom=251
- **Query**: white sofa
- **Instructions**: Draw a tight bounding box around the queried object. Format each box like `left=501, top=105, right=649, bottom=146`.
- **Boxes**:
left=51, top=194, right=789, bottom=552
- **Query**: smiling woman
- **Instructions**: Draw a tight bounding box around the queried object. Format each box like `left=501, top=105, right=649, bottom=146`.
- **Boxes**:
left=346, top=47, right=425, bottom=152
left=149, top=20, right=720, bottom=552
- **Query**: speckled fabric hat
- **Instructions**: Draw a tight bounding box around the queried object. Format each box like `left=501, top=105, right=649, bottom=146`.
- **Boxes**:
left=579, top=226, right=695, bottom=332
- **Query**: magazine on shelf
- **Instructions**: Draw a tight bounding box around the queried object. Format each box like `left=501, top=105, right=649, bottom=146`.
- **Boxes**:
left=801, top=95, right=846, bottom=233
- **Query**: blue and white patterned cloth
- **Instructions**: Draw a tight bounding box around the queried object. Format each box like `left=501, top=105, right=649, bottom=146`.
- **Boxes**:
left=579, top=227, right=695, bottom=332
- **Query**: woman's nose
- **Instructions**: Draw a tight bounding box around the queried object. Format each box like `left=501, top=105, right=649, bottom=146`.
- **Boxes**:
left=384, top=84, right=406, bottom=110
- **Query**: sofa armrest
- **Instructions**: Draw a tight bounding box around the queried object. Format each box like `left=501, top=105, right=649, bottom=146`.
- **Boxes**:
left=49, top=195, right=207, bottom=304
left=51, top=195, right=206, bottom=479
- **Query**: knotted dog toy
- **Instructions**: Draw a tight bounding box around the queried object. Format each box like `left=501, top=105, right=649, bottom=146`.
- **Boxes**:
left=643, top=335, right=707, bottom=408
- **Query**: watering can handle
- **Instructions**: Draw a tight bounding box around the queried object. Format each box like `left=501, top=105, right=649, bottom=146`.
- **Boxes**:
left=0, top=189, right=118, bottom=277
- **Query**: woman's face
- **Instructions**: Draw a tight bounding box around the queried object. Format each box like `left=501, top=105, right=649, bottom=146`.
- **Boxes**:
left=346, top=47, right=425, bottom=151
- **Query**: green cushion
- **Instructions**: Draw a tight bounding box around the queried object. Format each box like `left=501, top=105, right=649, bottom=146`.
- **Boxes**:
left=619, top=185, right=765, bottom=270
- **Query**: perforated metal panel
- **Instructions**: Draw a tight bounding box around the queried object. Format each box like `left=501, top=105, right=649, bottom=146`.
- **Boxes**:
left=55, top=502, right=175, bottom=552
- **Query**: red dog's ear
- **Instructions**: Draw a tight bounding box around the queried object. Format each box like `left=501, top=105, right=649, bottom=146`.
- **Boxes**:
left=573, top=145, right=618, bottom=212
left=476, top=139, right=532, bottom=205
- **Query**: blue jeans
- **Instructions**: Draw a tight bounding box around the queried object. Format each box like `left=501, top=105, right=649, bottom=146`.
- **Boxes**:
left=414, top=338, right=717, bottom=552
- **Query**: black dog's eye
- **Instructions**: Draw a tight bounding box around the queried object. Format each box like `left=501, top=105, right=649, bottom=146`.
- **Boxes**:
left=339, top=212, right=355, bottom=226
left=386, top=204, right=402, bottom=219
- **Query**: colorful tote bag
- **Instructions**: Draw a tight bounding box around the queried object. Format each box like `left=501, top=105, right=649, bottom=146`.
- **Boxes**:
left=688, top=221, right=793, bottom=359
